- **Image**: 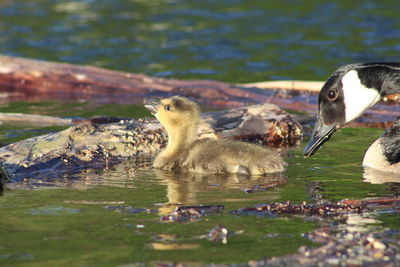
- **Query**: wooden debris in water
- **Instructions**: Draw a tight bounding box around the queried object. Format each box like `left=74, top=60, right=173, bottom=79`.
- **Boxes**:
left=0, top=54, right=266, bottom=107
left=0, top=103, right=301, bottom=183
left=243, top=178, right=289, bottom=193
left=208, top=225, right=229, bottom=244
left=259, top=227, right=400, bottom=266
left=233, top=198, right=400, bottom=217
left=160, top=204, right=224, bottom=223
left=339, top=197, right=400, bottom=207
left=232, top=201, right=365, bottom=217
left=1, top=54, right=399, bottom=127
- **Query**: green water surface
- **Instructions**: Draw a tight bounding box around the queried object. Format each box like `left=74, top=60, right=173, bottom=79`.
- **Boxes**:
left=0, top=0, right=399, bottom=265
left=1, top=0, right=399, bottom=83
left=0, top=103, right=398, bottom=265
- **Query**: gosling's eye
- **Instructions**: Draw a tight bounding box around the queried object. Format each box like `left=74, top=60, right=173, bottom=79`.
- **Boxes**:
left=165, top=105, right=172, bottom=111
left=327, top=89, right=338, bottom=101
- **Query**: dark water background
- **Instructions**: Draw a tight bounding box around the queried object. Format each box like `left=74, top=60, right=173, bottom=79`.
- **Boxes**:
left=1, top=0, right=399, bottom=82
left=0, top=0, right=399, bottom=265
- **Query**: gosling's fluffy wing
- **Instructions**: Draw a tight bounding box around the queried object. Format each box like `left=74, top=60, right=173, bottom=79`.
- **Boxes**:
left=180, top=139, right=286, bottom=174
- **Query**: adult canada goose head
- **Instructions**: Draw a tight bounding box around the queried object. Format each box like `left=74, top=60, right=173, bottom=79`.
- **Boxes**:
left=303, top=62, right=400, bottom=157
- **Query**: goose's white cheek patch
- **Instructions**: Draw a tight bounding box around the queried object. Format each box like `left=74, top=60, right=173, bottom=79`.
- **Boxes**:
left=342, top=70, right=381, bottom=123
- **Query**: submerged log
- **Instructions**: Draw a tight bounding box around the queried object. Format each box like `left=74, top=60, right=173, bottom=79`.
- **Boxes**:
left=0, top=55, right=328, bottom=108
left=0, top=54, right=275, bottom=107
left=1, top=55, right=399, bottom=127
left=0, top=103, right=302, bottom=183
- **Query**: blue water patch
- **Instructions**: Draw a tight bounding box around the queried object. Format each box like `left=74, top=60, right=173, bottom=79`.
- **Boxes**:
left=0, top=253, right=34, bottom=260
left=25, top=206, right=81, bottom=216
left=104, top=205, right=153, bottom=214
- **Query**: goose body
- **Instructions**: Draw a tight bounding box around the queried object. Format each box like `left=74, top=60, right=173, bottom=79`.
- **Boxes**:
left=363, top=120, right=400, bottom=173
left=144, top=96, right=286, bottom=175
left=303, top=62, right=400, bottom=173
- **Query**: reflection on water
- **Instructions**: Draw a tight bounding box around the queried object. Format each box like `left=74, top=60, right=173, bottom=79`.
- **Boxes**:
left=6, top=159, right=286, bottom=195
left=149, top=233, right=203, bottom=251
left=156, top=169, right=286, bottom=204
left=6, top=158, right=288, bottom=219
left=149, top=242, right=200, bottom=251
left=341, top=213, right=382, bottom=233
left=24, top=205, right=81, bottom=216
left=363, top=167, right=400, bottom=184
left=5, top=158, right=153, bottom=190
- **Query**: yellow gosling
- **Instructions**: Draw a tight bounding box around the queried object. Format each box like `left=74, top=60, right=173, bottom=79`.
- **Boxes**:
left=144, top=96, right=286, bottom=175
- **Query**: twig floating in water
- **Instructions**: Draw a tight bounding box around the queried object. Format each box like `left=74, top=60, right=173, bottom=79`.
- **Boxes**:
left=243, top=179, right=289, bottom=193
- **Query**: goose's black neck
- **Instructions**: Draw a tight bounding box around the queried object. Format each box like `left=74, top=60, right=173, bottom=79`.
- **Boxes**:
left=356, top=63, right=400, bottom=97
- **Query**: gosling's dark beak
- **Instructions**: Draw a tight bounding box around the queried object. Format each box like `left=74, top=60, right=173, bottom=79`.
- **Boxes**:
left=144, top=98, right=160, bottom=115
left=303, top=116, right=337, bottom=157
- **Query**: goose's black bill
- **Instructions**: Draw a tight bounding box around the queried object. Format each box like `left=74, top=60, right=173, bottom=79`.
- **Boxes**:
left=303, top=117, right=337, bottom=157
left=144, top=98, right=161, bottom=114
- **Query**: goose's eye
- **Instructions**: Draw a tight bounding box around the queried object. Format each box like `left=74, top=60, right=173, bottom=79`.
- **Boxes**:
left=165, top=105, right=172, bottom=111
left=327, top=89, right=338, bottom=101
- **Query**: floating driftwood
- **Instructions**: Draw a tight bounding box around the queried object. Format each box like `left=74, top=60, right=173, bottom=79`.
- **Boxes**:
left=0, top=103, right=302, bottom=183
left=161, top=197, right=400, bottom=222
left=0, top=54, right=282, bottom=107
left=1, top=55, right=399, bottom=127
left=0, top=54, right=327, bottom=107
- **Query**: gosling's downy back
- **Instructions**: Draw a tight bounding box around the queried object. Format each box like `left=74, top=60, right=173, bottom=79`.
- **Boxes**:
left=179, top=138, right=286, bottom=174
